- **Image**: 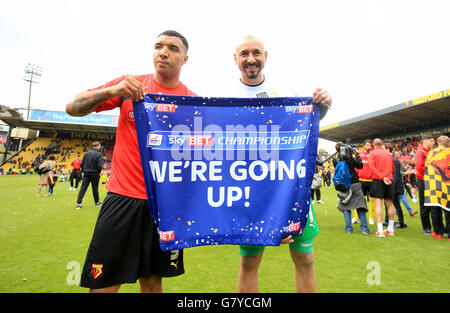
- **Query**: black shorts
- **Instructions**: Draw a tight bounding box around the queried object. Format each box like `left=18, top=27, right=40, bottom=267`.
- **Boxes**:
left=409, top=174, right=417, bottom=188
left=370, top=179, right=395, bottom=200
left=360, top=181, right=372, bottom=197
left=79, top=192, right=184, bottom=289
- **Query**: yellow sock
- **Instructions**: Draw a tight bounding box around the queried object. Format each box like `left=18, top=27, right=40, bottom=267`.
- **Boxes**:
left=353, top=209, right=359, bottom=221
left=369, top=197, right=375, bottom=220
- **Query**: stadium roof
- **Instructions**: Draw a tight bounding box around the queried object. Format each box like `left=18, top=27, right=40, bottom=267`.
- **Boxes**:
left=0, top=106, right=118, bottom=134
left=319, top=89, right=450, bottom=144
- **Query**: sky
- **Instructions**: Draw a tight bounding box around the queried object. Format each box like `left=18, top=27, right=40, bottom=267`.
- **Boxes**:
left=1, top=0, right=449, bottom=152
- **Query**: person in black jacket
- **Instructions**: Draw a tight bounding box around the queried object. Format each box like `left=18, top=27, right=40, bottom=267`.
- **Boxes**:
left=76, top=141, right=104, bottom=209
left=384, top=144, right=407, bottom=228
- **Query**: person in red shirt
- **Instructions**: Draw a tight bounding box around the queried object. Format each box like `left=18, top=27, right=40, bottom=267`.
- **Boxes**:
left=69, top=157, right=82, bottom=191
left=368, top=138, right=396, bottom=237
left=355, top=139, right=375, bottom=224
left=66, top=30, right=196, bottom=293
left=414, top=134, right=435, bottom=235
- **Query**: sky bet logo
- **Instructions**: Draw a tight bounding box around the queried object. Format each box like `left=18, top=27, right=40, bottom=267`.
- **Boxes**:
left=160, top=230, right=175, bottom=241
left=285, top=104, right=313, bottom=113
left=166, top=134, right=214, bottom=147
left=144, top=102, right=176, bottom=113
left=187, top=135, right=213, bottom=147
left=283, top=221, right=301, bottom=233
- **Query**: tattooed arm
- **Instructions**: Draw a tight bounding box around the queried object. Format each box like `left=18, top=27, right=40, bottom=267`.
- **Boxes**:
left=66, top=76, right=146, bottom=116
left=66, top=89, right=110, bottom=117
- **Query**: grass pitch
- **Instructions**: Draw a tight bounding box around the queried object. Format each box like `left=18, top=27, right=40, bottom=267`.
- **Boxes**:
left=0, top=175, right=448, bottom=293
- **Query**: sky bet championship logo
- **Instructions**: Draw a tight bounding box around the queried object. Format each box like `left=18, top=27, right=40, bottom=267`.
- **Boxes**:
left=144, top=102, right=176, bottom=113
left=146, top=129, right=310, bottom=152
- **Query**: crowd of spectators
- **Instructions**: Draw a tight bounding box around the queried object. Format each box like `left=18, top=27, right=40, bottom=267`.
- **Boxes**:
left=315, top=134, right=449, bottom=240
left=0, top=137, right=113, bottom=177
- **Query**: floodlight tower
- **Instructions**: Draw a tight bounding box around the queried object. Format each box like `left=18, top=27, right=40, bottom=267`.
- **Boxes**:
left=23, top=63, right=42, bottom=119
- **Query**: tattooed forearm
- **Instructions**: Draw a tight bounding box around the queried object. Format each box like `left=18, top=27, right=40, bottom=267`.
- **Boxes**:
left=66, top=90, right=108, bottom=116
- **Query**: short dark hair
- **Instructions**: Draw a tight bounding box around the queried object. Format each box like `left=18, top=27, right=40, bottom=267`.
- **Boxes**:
left=363, top=139, right=372, bottom=145
left=335, top=141, right=344, bottom=152
left=384, top=142, right=394, bottom=152
left=158, top=30, right=189, bottom=52
left=422, top=134, right=433, bottom=141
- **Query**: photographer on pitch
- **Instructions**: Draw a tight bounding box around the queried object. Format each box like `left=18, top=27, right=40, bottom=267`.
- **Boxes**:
left=333, top=141, right=370, bottom=234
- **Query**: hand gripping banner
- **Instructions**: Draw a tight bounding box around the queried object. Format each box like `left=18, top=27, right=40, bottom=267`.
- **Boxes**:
left=133, top=94, right=320, bottom=251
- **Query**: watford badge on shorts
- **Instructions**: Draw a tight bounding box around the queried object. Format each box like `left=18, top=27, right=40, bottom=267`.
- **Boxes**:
left=91, top=264, right=103, bottom=279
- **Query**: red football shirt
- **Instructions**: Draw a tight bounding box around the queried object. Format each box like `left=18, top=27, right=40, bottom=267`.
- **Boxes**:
left=414, top=144, right=430, bottom=180
left=355, top=151, right=372, bottom=182
left=92, top=74, right=197, bottom=199
left=71, top=159, right=81, bottom=173
left=71, top=159, right=81, bottom=170
left=368, top=147, right=394, bottom=180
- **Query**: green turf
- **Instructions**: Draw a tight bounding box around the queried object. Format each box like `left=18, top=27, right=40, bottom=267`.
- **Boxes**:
left=0, top=175, right=448, bottom=293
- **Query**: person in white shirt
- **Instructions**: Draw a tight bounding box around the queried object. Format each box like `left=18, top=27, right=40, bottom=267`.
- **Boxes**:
left=231, top=35, right=332, bottom=293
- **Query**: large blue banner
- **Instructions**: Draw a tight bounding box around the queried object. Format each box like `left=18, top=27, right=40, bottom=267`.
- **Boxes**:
left=133, top=94, right=320, bottom=251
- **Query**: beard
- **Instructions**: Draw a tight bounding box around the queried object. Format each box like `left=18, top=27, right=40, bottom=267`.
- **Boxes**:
left=243, top=62, right=262, bottom=79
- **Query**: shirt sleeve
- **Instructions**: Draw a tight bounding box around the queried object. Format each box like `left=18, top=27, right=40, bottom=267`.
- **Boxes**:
left=97, top=153, right=104, bottom=172
left=352, top=153, right=363, bottom=169
left=80, top=155, right=86, bottom=172
left=319, top=104, right=329, bottom=120
left=88, top=75, right=129, bottom=113
left=415, top=149, right=426, bottom=170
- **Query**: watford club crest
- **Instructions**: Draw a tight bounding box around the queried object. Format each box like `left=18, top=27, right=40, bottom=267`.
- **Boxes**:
left=91, top=264, right=103, bottom=279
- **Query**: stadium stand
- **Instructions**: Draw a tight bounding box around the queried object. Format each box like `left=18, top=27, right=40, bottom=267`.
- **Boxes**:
left=0, top=105, right=117, bottom=176
left=319, top=89, right=450, bottom=145
left=0, top=134, right=114, bottom=175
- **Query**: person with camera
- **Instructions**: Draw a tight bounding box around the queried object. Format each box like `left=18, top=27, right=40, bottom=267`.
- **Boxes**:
left=333, top=141, right=370, bottom=234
